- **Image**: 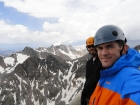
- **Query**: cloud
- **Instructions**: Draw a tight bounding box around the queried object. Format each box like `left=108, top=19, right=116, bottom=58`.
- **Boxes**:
left=1, top=0, right=69, bottom=18
left=0, top=19, right=31, bottom=43
left=0, top=0, right=140, bottom=49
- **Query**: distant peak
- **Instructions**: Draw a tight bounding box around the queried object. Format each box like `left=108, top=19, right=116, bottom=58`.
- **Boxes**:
left=53, top=43, right=63, bottom=46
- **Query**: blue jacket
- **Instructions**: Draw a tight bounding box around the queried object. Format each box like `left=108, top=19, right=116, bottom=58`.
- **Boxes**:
left=89, top=48, right=140, bottom=105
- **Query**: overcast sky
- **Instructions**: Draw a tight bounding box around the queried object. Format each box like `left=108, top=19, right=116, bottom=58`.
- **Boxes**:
left=0, top=0, right=140, bottom=50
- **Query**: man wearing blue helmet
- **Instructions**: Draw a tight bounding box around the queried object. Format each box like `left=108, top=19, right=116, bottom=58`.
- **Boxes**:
left=89, top=25, right=140, bottom=105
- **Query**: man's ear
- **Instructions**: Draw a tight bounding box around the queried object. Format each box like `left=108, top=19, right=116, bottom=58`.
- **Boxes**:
left=122, top=44, right=129, bottom=54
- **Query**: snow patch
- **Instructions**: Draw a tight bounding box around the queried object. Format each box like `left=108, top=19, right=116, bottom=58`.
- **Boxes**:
left=59, top=49, right=76, bottom=59
left=4, top=57, right=15, bottom=66
left=16, top=53, right=29, bottom=64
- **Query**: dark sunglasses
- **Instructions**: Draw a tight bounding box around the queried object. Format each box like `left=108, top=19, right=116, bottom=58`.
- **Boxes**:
left=86, top=45, right=94, bottom=48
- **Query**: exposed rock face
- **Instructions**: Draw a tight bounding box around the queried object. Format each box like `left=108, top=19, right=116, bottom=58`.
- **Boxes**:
left=0, top=56, right=6, bottom=69
left=22, top=47, right=38, bottom=57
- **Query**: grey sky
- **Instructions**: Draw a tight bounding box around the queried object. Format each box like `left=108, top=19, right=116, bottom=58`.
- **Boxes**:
left=0, top=0, right=140, bottom=50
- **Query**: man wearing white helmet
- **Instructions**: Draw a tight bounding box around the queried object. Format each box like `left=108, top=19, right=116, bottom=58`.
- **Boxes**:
left=89, top=25, right=140, bottom=105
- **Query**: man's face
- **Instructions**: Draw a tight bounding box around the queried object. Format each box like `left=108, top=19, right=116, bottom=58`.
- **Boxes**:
left=87, top=45, right=97, bottom=56
left=96, top=41, right=123, bottom=68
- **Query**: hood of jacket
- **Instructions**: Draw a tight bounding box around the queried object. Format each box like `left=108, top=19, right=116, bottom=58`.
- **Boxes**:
left=100, top=48, right=140, bottom=77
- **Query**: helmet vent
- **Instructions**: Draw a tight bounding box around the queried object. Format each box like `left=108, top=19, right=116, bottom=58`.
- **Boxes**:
left=112, top=31, right=118, bottom=36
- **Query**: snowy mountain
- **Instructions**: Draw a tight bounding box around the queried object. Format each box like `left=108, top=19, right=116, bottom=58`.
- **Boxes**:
left=0, top=44, right=90, bottom=105
left=36, top=44, right=87, bottom=60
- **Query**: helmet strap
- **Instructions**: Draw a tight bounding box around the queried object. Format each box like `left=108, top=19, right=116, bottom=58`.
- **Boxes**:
left=120, top=45, right=124, bottom=56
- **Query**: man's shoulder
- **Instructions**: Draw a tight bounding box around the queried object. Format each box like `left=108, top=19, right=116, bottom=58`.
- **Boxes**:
left=87, top=57, right=93, bottom=63
left=87, top=57, right=100, bottom=65
left=88, top=57, right=93, bottom=61
left=122, top=67, right=140, bottom=74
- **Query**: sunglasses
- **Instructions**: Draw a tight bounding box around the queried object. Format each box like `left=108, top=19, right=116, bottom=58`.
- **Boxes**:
left=86, top=45, right=94, bottom=48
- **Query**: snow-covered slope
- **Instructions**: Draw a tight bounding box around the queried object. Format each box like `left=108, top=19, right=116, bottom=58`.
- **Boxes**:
left=0, top=53, right=30, bottom=73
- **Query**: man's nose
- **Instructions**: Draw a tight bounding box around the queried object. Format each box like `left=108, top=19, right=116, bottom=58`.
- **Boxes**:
left=102, top=48, right=108, bottom=55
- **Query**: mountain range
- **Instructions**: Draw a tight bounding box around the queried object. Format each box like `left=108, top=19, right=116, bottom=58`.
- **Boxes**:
left=0, top=44, right=91, bottom=105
